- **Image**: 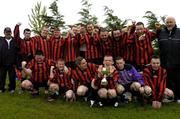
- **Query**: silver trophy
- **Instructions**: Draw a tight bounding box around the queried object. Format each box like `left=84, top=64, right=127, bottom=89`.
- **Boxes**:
left=101, top=67, right=109, bottom=86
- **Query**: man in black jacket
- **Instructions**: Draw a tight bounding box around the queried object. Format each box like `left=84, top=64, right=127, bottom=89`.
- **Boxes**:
left=156, top=16, right=180, bottom=103
left=0, top=27, right=20, bottom=93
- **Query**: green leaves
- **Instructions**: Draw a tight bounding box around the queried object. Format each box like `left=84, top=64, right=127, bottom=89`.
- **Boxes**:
left=143, top=11, right=166, bottom=31
left=28, top=0, right=65, bottom=35
left=42, top=0, right=65, bottom=34
left=28, top=2, right=47, bottom=35
left=78, top=0, right=98, bottom=25
left=103, top=6, right=127, bottom=31
left=143, top=11, right=167, bottom=55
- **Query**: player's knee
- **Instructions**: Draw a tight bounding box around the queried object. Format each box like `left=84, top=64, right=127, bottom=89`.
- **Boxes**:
left=49, top=83, right=59, bottom=93
left=144, top=85, right=152, bottom=97
left=108, top=89, right=117, bottom=99
left=139, top=86, right=145, bottom=94
left=130, top=82, right=141, bottom=92
left=116, top=84, right=125, bottom=95
left=21, top=80, right=33, bottom=90
left=77, top=85, right=88, bottom=96
left=164, top=88, right=174, bottom=99
left=66, top=90, right=74, bottom=99
left=98, top=88, right=108, bottom=99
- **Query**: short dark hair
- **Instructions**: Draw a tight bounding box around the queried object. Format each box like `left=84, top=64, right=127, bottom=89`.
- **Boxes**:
left=136, top=22, right=144, bottom=27
left=56, top=58, right=65, bottom=64
left=103, top=55, right=113, bottom=60
left=4, top=27, right=11, bottom=33
left=53, top=27, right=60, bottom=31
left=86, top=23, right=94, bottom=26
left=23, top=28, right=31, bottom=33
left=35, top=50, right=43, bottom=56
left=150, top=55, right=160, bottom=60
left=100, top=27, right=108, bottom=32
left=115, top=56, right=124, bottom=61
left=75, top=56, right=84, bottom=66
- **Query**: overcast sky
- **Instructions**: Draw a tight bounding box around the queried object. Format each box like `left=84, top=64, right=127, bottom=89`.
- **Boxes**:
left=0, top=0, right=179, bottom=36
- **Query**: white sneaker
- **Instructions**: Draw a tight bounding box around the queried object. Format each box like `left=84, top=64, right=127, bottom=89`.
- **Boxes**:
left=44, top=90, right=49, bottom=95
left=10, top=90, right=15, bottom=94
left=18, top=90, right=24, bottom=94
left=90, top=100, right=95, bottom=107
left=114, top=102, right=119, bottom=107
left=84, top=97, right=88, bottom=102
left=98, top=102, right=103, bottom=107
left=162, top=99, right=173, bottom=103
left=177, top=100, right=180, bottom=104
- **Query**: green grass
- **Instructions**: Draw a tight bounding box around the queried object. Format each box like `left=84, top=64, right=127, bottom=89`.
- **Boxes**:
left=0, top=82, right=180, bottom=119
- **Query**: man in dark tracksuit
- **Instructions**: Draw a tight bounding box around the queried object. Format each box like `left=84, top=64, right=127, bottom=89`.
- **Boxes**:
left=157, top=16, right=180, bottom=102
left=0, top=36, right=3, bottom=71
left=0, top=27, right=20, bottom=93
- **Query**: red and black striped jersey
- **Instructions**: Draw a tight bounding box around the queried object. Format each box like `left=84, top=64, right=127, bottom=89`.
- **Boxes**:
left=72, top=63, right=98, bottom=87
left=27, top=59, right=52, bottom=83
left=31, top=36, right=51, bottom=59
left=49, top=67, right=73, bottom=90
left=13, top=24, right=35, bottom=58
left=100, top=37, right=113, bottom=57
left=94, top=69, right=119, bottom=89
left=82, top=33, right=102, bottom=60
left=64, top=35, right=79, bottom=63
left=50, top=36, right=65, bottom=61
left=143, top=66, right=167, bottom=101
left=121, top=32, right=134, bottom=63
left=128, top=29, right=156, bottom=65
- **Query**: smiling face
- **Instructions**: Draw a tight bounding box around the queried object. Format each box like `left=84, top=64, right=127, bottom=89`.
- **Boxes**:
left=103, top=56, right=114, bottom=67
left=116, top=58, right=125, bottom=70
left=56, top=60, right=65, bottom=71
left=150, top=58, right=161, bottom=71
left=53, top=28, right=61, bottom=38
left=113, top=30, right=120, bottom=40
left=4, top=31, right=12, bottom=39
left=23, top=29, right=31, bottom=39
left=4, top=27, right=12, bottom=39
left=165, top=17, right=176, bottom=31
left=41, top=26, right=49, bottom=38
left=135, top=24, right=144, bottom=36
left=79, top=59, right=88, bottom=70
left=100, top=31, right=109, bottom=41
left=35, top=54, right=45, bottom=63
left=86, top=24, right=94, bottom=33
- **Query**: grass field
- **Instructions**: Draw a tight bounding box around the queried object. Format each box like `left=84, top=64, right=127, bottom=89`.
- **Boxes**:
left=0, top=87, right=180, bottom=119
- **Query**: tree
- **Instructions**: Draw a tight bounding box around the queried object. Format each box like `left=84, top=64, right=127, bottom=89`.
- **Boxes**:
left=143, top=11, right=166, bottom=31
left=41, top=0, right=65, bottom=34
left=103, top=6, right=127, bottom=31
left=78, top=0, right=98, bottom=25
left=28, top=2, right=47, bottom=35
left=143, top=11, right=167, bottom=55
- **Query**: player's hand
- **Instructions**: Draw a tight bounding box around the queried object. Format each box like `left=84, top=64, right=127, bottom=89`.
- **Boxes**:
left=21, top=61, right=27, bottom=68
left=155, top=22, right=161, bottom=30
left=17, top=22, right=22, bottom=26
left=64, top=66, right=68, bottom=74
left=97, top=65, right=103, bottom=77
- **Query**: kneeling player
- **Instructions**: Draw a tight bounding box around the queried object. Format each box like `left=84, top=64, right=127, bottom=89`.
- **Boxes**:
left=48, top=59, right=75, bottom=102
left=142, top=55, right=174, bottom=109
left=115, top=57, right=144, bottom=102
left=21, top=50, right=53, bottom=96
left=72, top=57, right=98, bottom=103
left=91, top=55, right=119, bottom=107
